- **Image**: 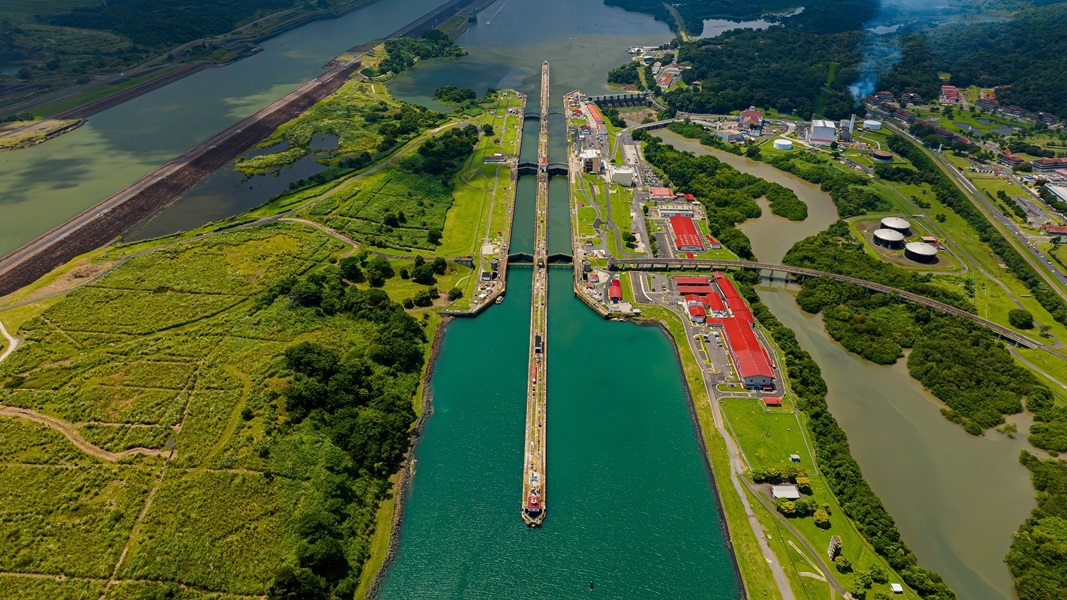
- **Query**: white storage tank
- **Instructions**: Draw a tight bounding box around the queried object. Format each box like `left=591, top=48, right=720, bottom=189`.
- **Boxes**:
left=905, top=242, right=938, bottom=263
left=863, top=119, right=882, bottom=130
left=873, top=229, right=905, bottom=249
left=773, top=138, right=793, bottom=151
left=880, top=216, right=911, bottom=233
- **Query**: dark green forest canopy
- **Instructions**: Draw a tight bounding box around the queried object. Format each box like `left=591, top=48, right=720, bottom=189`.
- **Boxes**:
left=46, top=0, right=302, bottom=48
left=621, top=2, right=1067, bottom=118
left=880, top=3, right=1067, bottom=115
left=603, top=0, right=878, bottom=36
left=668, top=28, right=863, bottom=119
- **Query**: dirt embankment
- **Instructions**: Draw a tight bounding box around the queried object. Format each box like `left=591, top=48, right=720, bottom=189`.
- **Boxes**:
left=0, top=60, right=360, bottom=299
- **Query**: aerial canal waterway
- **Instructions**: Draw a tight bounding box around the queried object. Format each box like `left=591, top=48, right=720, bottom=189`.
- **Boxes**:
left=656, top=129, right=1035, bottom=599
left=382, top=3, right=740, bottom=596
left=381, top=268, right=740, bottom=597
left=0, top=0, right=455, bottom=255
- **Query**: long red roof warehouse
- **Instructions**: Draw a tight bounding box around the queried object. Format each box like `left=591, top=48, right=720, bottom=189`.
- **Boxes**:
left=716, top=274, right=741, bottom=300
left=608, top=280, right=622, bottom=300
left=669, top=215, right=705, bottom=251
left=706, top=293, right=725, bottom=312
left=677, top=285, right=716, bottom=295
left=675, top=276, right=710, bottom=285
left=721, top=318, right=774, bottom=380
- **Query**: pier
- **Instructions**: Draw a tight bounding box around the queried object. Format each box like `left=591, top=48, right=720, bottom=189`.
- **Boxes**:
left=521, top=60, right=550, bottom=527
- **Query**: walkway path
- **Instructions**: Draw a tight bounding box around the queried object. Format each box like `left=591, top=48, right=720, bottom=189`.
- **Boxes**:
left=0, top=405, right=171, bottom=461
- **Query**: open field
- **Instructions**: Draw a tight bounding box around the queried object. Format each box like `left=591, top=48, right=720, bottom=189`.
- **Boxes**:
left=0, top=223, right=373, bottom=594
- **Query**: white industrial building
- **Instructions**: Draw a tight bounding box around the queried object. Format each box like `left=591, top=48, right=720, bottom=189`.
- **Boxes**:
left=610, top=165, right=635, bottom=187
left=807, top=119, right=837, bottom=146
left=579, top=148, right=601, bottom=173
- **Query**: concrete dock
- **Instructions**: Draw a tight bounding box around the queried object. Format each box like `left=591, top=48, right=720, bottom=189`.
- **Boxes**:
left=521, top=60, right=550, bottom=527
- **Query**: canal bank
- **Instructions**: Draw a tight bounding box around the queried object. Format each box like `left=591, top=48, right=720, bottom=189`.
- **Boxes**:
left=380, top=3, right=741, bottom=594
left=651, top=127, right=1035, bottom=599
left=0, top=0, right=456, bottom=256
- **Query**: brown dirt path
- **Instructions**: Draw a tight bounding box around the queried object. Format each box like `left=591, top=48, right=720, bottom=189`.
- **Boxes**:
left=0, top=405, right=171, bottom=461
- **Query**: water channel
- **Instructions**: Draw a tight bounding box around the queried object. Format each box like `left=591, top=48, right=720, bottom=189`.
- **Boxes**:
left=654, top=129, right=1034, bottom=599
left=1, top=0, right=1036, bottom=596
left=0, top=0, right=455, bottom=255
left=381, top=2, right=739, bottom=595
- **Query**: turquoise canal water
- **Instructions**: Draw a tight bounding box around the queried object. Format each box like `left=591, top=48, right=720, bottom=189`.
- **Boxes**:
left=383, top=3, right=738, bottom=595
left=381, top=267, right=739, bottom=597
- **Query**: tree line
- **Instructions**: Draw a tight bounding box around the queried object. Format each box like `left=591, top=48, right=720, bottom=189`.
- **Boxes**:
left=634, top=128, right=808, bottom=259
left=250, top=266, right=429, bottom=599
left=886, top=134, right=1067, bottom=327
left=879, top=4, right=1067, bottom=116
left=730, top=270, right=957, bottom=599
left=664, top=121, right=889, bottom=218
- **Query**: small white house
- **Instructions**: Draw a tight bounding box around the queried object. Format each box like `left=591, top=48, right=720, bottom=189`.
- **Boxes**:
left=771, top=485, right=801, bottom=500
left=890, top=583, right=904, bottom=594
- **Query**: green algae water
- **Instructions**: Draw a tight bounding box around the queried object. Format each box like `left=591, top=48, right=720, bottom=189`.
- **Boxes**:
left=381, top=268, right=740, bottom=597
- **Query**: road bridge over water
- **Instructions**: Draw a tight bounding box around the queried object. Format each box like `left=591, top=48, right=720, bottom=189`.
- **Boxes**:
left=521, top=60, right=550, bottom=527
left=609, top=258, right=1043, bottom=349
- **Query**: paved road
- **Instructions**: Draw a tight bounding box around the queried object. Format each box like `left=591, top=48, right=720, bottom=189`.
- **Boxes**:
left=614, top=257, right=1047, bottom=350
left=0, top=320, right=19, bottom=363
left=890, top=124, right=1067, bottom=293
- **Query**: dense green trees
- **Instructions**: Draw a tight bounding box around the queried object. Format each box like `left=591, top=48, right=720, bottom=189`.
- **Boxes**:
left=634, top=130, right=808, bottom=257
left=379, top=30, right=465, bottom=75
left=880, top=4, right=1067, bottom=115
left=1009, top=309, right=1035, bottom=329
left=887, top=134, right=1067, bottom=327
left=402, top=124, right=479, bottom=177
left=786, top=223, right=1056, bottom=436
left=607, top=62, right=641, bottom=86
left=734, top=276, right=956, bottom=598
left=661, top=26, right=863, bottom=119
left=253, top=264, right=428, bottom=597
left=48, top=0, right=296, bottom=48
left=1006, top=453, right=1067, bottom=599
left=434, top=85, right=477, bottom=104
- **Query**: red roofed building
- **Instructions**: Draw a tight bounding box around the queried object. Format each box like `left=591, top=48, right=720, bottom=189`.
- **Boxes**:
left=739, top=108, right=764, bottom=133
left=707, top=236, right=722, bottom=250
left=706, top=293, right=726, bottom=314
left=587, top=103, right=607, bottom=134
left=669, top=216, right=705, bottom=252
left=683, top=193, right=697, bottom=203
left=687, top=304, right=707, bottom=323
left=998, top=152, right=1024, bottom=168
left=1033, top=158, right=1067, bottom=172
left=715, top=274, right=741, bottom=301
left=675, top=276, right=710, bottom=286
left=677, top=285, right=716, bottom=295
left=608, top=279, right=622, bottom=303
left=650, top=186, right=674, bottom=201
left=763, top=396, right=782, bottom=407
left=1044, top=225, right=1067, bottom=237
left=721, top=318, right=775, bottom=389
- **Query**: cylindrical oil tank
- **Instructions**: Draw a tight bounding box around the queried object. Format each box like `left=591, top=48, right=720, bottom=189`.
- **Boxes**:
left=905, top=242, right=938, bottom=263
left=880, top=216, right=911, bottom=233
left=873, top=228, right=905, bottom=249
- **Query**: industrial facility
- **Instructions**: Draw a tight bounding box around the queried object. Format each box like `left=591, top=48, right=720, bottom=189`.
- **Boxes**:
left=880, top=216, right=911, bottom=234
left=674, top=274, right=777, bottom=390
left=873, top=229, right=905, bottom=249
left=669, top=215, right=705, bottom=252
left=905, top=242, right=939, bottom=263
left=807, top=119, right=837, bottom=146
